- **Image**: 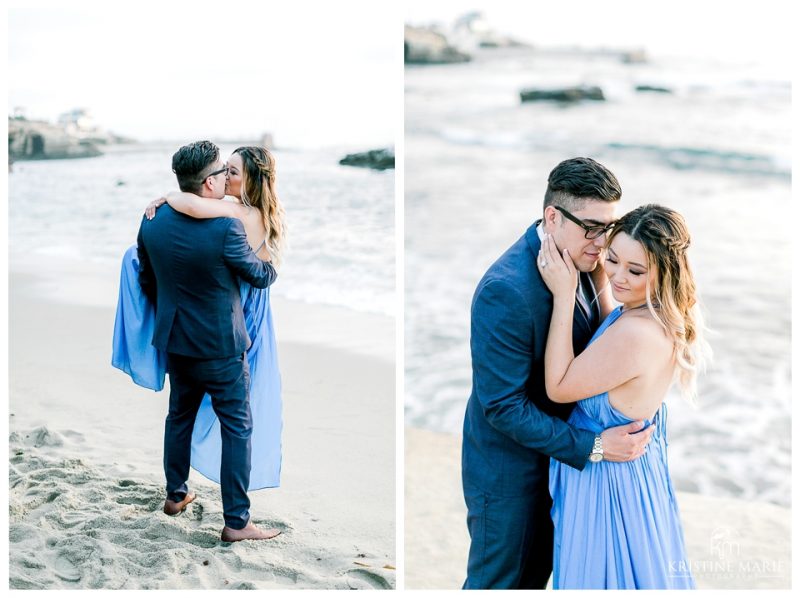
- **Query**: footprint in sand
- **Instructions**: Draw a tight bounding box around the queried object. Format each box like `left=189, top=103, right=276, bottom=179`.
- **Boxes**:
left=112, top=481, right=162, bottom=511
left=187, top=501, right=204, bottom=521
left=53, top=555, right=82, bottom=582
left=341, top=567, right=394, bottom=590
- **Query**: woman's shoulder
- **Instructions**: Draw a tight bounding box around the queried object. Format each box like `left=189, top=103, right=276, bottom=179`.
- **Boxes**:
left=229, top=205, right=263, bottom=234
left=226, top=200, right=251, bottom=217
left=238, top=205, right=263, bottom=224
left=606, top=311, right=673, bottom=353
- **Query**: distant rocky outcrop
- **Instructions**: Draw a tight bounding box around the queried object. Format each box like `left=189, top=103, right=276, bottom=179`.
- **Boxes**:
left=405, top=26, right=470, bottom=65
left=520, top=85, right=605, bottom=103
left=339, top=148, right=394, bottom=171
left=259, top=132, right=275, bottom=150
left=621, top=49, right=648, bottom=64
left=8, top=117, right=102, bottom=161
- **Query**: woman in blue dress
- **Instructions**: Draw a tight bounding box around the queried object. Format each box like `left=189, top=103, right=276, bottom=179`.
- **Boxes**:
left=112, top=145, right=285, bottom=491
left=537, top=204, right=709, bottom=589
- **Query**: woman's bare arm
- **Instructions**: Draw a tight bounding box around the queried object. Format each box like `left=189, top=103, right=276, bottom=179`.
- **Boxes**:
left=165, top=192, right=242, bottom=219
left=545, top=315, right=647, bottom=403
left=145, top=192, right=243, bottom=220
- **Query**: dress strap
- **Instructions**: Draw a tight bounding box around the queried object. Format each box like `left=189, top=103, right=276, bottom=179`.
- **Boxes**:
left=654, top=402, right=675, bottom=501
left=254, top=236, right=268, bottom=253
left=657, top=402, right=668, bottom=443
left=600, top=305, right=624, bottom=331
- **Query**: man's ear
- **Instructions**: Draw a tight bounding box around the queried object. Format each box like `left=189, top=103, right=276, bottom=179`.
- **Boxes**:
left=543, top=205, right=557, bottom=229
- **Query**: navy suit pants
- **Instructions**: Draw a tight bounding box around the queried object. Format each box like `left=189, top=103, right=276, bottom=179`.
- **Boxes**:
left=164, top=353, right=252, bottom=530
left=463, top=483, right=554, bottom=589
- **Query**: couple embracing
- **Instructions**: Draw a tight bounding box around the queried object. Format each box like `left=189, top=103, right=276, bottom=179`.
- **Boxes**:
left=113, top=140, right=285, bottom=542
left=462, top=157, right=708, bottom=589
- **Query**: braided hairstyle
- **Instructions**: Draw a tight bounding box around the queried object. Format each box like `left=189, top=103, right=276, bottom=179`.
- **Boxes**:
left=234, top=146, right=286, bottom=266
left=606, top=204, right=711, bottom=403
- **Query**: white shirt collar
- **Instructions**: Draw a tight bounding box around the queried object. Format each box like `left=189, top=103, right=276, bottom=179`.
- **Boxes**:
left=538, top=219, right=594, bottom=305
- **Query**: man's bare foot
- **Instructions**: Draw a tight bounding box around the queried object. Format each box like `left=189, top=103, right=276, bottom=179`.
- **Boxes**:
left=163, top=491, right=196, bottom=516
left=221, top=522, right=281, bottom=542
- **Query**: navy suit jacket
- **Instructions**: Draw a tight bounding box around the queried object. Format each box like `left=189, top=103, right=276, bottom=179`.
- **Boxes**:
left=136, top=205, right=276, bottom=359
left=462, top=222, right=597, bottom=497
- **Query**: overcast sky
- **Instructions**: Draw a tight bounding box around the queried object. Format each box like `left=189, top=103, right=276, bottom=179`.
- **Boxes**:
left=405, top=0, right=793, bottom=70
left=7, top=1, right=793, bottom=146
left=9, top=0, right=399, bottom=147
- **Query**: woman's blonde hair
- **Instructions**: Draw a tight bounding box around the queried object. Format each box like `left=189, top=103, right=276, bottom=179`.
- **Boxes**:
left=234, top=146, right=286, bottom=266
left=606, top=204, right=711, bottom=404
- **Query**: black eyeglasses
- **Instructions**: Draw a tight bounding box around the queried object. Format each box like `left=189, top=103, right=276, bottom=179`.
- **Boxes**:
left=555, top=206, right=615, bottom=240
left=205, top=166, right=228, bottom=179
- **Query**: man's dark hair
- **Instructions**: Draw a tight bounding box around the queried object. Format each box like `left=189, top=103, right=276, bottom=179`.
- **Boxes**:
left=544, top=157, right=621, bottom=211
left=171, top=140, right=220, bottom=193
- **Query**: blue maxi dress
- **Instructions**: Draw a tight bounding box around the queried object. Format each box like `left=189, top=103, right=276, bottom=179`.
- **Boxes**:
left=549, top=306, right=694, bottom=589
left=112, top=244, right=282, bottom=490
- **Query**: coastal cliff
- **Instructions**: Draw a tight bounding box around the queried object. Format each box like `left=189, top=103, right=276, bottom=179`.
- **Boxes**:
left=404, top=26, right=470, bottom=65
left=9, top=117, right=102, bottom=161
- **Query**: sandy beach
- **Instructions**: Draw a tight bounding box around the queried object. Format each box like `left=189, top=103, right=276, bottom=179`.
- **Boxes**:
left=9, top=257, right=395, bottom=590
left=405, top=428, right=791, bottom=590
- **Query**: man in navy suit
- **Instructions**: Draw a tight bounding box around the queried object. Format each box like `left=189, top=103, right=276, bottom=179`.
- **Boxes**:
left=462, top=157, right=655, bottom=588
left=137, top=140, right=278, bottom=542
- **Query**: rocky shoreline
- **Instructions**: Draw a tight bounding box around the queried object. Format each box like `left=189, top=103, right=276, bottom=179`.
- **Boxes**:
left=9, top=113, right=133, bottom=163
left=9, top=118, right=102, bottom=161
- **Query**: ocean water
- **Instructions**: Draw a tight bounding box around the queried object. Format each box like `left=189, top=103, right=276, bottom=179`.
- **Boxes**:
left=405, top=48, right=791, bottom=507
left=8, top=143, right=395, bottom=316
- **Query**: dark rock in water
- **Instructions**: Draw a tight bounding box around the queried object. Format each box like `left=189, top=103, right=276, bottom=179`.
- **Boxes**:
left=339, top=148, right=394, bottom=171
left=520, top=86, right=605, bottom=103
left=635, top=85, right=673, bottom=94
left=405, top=25, right=470, bottom=64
